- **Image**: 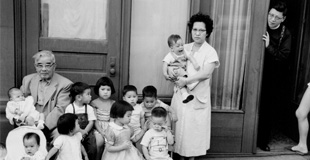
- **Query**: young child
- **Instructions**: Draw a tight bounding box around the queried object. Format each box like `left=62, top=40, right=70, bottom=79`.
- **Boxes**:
left=45, top=113, right=88, bottom=160
left=0, top=143, right=6, bottom=160
left=162, top=34, right=200, bottom=103
left=141, top=85, right=177, bottom=126
left=122, top=85, right=146, bottom=148
left=101, top=100, right=144, bottom=160
left=65, top=82, right=97, bottom=160
left=141, top=107, right=174, bottom=160
left=21, top=132, right=46, bottom=160
left=90, top=77, right=115, bottom=160
left=6, top=87, right=45, bottom=129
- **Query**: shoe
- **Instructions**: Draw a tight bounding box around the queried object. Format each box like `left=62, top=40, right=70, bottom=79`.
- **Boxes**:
left=258, top=145, right=270, bottom=151
left=183, top=95, right=194, bottom=103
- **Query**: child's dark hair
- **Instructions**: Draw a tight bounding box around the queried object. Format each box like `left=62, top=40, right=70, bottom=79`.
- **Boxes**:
left=7, top=87, right=20, bottom=99
left=122, top=85, right=137, bottom=96
left=23, top=132, right=40, bottom=145
left=151, top=107, right=167, bottom=118
left=142, top=85, right=157, bottom=99
left=110, top=100, right=134, bottom=118
left=69, top=82, right=90, bottom=103
left=57, top=113, right=78, bottom=135
left=270, top=1, right=287, bottom=16
left=167, top=34, right=181, bottom=48
left=94, top=77, right=115, bottom=95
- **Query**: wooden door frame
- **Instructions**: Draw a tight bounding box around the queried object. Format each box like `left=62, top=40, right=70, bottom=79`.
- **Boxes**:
left=242, top=0, right=270, bottom=153
left=13, top=0, right=36, bottom=87
left=119, top=0, right=132, bottom=98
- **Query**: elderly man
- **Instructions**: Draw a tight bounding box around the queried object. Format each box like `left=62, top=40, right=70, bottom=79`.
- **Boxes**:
left=20, top=50, right=73, bottom=141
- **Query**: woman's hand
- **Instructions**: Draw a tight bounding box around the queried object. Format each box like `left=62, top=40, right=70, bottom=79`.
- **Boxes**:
left=175, top=77, right=187, bottom=88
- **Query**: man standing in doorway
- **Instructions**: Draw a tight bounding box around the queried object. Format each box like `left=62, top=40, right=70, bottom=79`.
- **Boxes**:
left=258, top=1, right=292, bottom=151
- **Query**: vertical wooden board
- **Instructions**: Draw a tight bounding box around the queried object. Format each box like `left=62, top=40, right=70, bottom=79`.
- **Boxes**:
left=241, top=0, right=270, bottom=153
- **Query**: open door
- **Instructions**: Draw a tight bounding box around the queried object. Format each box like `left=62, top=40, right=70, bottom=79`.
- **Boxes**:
left=21, top=0, right=122, bottom=98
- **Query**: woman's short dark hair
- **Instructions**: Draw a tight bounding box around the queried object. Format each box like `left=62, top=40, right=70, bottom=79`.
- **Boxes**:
left=94, top=77, right=115, bottom=95
left=167, top=34, right=182, bottom=48
left=271, top=1, right=287, bottom=16
left=151, top=107, right=167, bottom=118
left=23, top=132, right=40, bottom=145
left=122, top=85, right=137, bottom=96
left=188, top=12, right=214, bottom=38
left=110, top=100, right=134, bottom=118
left=142, top=85, right=157, bottom=98
left=57, top=113, right=78, bottom=135
left=69, top=82, right=90, bottom=103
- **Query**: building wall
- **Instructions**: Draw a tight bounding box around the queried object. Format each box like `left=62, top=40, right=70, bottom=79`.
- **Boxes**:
left=0, top=0, right=15, bottom=143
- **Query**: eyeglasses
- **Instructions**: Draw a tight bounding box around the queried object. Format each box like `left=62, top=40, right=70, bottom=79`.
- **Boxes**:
left=268, top=13, right=283, bottom=21
left=35, top=63, right=55, bottom=69
left=192, top=28, right=206, bottom=33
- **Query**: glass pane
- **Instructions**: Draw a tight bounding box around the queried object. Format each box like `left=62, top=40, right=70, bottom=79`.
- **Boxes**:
left=210, top=0, right=253, bottom=110
left=41, top=0, right=108, bottom=40
left=129, top=0, right=190, bottom=96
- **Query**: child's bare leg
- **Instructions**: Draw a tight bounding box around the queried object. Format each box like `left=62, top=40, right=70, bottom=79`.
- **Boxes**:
left=292, top=86, right=310, bottom=153
left=180, top=87, right=194, bottom=103
left=94, top=132, right=104, bottom=160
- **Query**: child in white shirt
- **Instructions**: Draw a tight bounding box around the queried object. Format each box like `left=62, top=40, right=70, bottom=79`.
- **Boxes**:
left=6, top=87, right=44, bottom=129
left=141, top=107, right=174, bottom=160
left=21, top=132, right=46, bottom=160
left=163, top=34, right=200, bottom=103
left=45, top=113, right=88, bottom=160
left=140, top=85, right=177, bottom=129
left=122, top=85, right=147, bottom=152
left=65, top=82, right=97, bottom=160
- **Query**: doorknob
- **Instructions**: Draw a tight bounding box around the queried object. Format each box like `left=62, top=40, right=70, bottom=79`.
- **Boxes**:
left=110, top=57, right=116, bottom=77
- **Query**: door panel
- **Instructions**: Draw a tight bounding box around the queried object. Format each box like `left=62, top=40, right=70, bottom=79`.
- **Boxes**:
left=24, top=0, right=122, bottom=98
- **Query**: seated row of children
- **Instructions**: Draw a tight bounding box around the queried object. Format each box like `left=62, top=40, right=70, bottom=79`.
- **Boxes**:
left=4, top=76, right=177, bottom=160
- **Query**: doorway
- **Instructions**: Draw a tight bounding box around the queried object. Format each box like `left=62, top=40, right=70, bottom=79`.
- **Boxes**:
left=257, top=0, right=309, bottom=154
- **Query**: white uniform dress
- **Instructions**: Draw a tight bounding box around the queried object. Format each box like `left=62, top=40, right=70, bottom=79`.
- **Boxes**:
left=171, top=41, right=220, bottom=157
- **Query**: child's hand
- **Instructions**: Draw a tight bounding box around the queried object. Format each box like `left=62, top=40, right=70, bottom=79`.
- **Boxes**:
left=122, top=141, right=132, bottom=150
left=15, top=108, right=22, bottom=115
left=170, top=76, right=178, bottom=82
left=164, top=74, right=171, bottom=81
left=142, top=120, right=149, bottom=131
